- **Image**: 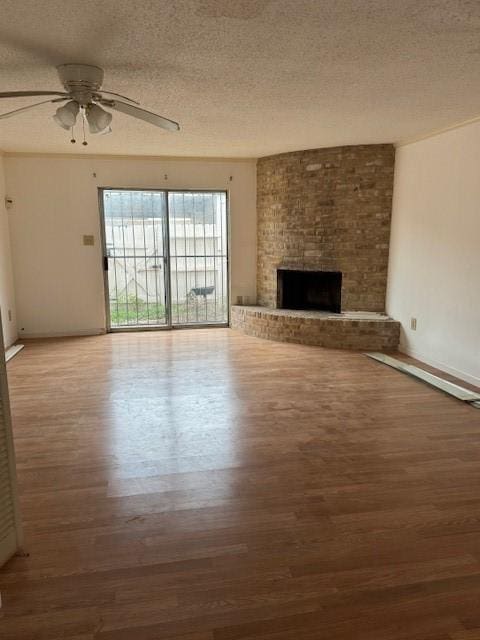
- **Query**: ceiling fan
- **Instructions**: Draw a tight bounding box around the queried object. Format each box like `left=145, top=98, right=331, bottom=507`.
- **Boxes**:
left=0, top=63, right=180, bottom=145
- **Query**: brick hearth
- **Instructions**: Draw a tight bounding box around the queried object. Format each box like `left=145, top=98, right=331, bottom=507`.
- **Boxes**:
left=231, top=306, right=400, bottom=351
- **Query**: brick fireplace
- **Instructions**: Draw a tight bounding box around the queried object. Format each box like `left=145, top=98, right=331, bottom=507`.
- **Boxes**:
left=231, top=143, right=400, bottom=351
left=257, top=143, right=395, bottom=312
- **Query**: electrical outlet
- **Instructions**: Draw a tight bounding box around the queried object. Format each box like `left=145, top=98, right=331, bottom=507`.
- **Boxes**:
left=410, top=317, right=417, bottom=330
left=83, top=235, right=95, bottom=246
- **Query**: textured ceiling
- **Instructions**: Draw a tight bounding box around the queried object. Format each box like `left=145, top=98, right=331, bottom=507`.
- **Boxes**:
left=1, top=0, right=480, bottom=157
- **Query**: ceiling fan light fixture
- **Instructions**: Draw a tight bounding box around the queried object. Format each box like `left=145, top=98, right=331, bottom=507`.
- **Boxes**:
left=0, top=64, right=180, bottom=142
left=52, top=100, right=79, bottom=130
left=86, top=103, right=112, bottom=134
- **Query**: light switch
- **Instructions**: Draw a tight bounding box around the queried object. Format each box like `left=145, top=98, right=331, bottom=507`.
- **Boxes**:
left=83, top=235, right=95, bottom=246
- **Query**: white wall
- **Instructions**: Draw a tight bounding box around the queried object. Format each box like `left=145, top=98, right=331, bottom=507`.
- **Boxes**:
left=0, top=155, right=17, bottom=348
left=4, top=155, right=256, bottom=338
left=387, top=122, right=480, bottom=385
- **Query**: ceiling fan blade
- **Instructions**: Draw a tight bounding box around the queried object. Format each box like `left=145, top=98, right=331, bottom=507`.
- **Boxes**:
left=105, top=100, right=180, bottom=132
left=99, top=90, right=140, bottom=105
left=0, top=98, right=64, bottom=120
left=0, top=90, right=69, bottom=99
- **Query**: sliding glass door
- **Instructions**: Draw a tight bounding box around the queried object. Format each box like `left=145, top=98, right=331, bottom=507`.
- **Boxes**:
left=100, top=189, right=228, bottom=330
left=102, top=190, right=169, bottom=328
left=168, top=191, right=228, bottom=325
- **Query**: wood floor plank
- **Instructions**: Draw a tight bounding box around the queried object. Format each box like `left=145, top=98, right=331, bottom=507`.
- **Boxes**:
left=1, top=329, right=480, bottom=639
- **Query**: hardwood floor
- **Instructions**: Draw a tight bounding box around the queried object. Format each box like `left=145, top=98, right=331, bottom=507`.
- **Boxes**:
left=1, top=329, right=480, bottom=639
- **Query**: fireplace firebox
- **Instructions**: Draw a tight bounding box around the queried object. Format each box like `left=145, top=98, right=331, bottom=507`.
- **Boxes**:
left=277, top=269, right=342, bottom=313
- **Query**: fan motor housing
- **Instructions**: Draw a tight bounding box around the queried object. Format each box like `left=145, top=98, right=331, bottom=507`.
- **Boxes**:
left=57, top=64, right=104, bottom=104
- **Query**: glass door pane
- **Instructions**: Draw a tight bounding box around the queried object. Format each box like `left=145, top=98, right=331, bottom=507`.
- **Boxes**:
left=102, top=190, right=168, bottom=328
left=168, top=191, right=228, bottom=325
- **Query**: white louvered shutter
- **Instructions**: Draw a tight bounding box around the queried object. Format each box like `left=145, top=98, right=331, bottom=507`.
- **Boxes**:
left=0, top=312, right=22, bottom=567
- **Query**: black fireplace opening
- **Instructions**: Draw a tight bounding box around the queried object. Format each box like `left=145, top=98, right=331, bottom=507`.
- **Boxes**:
left=277, top=269, right=342, bottom=313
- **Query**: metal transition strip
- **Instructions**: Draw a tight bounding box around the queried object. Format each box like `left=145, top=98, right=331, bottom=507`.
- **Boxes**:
left=365, top=352, right=480, bottom=409
left=5, top=344, right=25, bottom=363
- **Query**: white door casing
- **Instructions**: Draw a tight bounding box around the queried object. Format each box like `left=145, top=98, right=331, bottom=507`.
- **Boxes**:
left=0, top=310, right=22, bottom=567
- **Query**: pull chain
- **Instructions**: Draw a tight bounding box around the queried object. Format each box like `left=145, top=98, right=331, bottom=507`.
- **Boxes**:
left=70, top=126, right=76, bottom=144
left=82, top=115, right=88, bottom=146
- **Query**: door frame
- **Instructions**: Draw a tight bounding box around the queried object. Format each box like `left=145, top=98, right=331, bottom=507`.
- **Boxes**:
left=0, top=308, right=24, bottom=566
left=98, top=187, right=230, bottom=332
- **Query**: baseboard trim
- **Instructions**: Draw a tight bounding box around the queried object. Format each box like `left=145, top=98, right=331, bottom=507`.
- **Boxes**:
left=5, top=344, right=24, bottom=362
left=398, top=345, right=480, bottom=388
left=19, top=329, right=106, bottom=339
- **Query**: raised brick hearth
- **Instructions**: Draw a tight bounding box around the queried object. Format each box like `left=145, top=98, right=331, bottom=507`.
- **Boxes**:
left=231, top=306, right=400, bottom=351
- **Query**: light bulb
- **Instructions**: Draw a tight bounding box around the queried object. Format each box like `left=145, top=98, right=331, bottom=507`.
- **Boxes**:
left=53, top=101, right=79, bottom=130
left=86, top=104, right=112, bottom=134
